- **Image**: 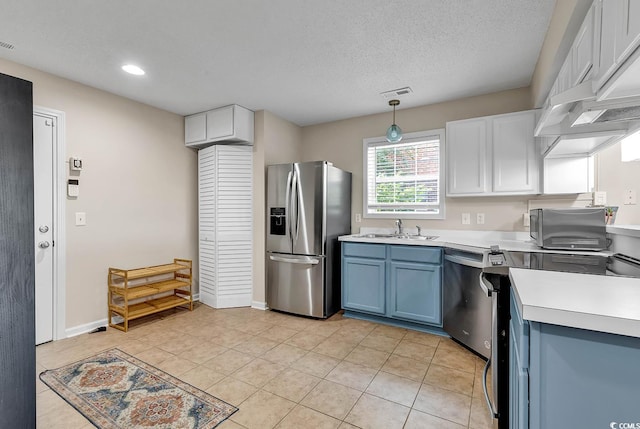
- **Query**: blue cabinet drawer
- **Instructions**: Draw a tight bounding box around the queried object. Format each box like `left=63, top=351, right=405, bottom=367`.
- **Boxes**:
left=343, top=242, right=386, bottom=259
left=390, top=245, right=442, bottom=264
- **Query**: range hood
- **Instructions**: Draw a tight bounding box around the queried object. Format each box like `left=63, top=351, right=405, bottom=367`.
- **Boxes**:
left=536, top=81, right=640, bottom=158
left=536, top=81, right=640, bottom=136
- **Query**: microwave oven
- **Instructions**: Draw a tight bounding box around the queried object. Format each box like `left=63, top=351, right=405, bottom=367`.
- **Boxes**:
left=529, top=208, right=607, bottom=250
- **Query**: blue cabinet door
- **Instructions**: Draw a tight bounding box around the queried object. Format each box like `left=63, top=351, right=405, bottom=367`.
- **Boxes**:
left=509, top=292, right=530, bottom=429
left=342, top=256, right=386, bottom=315
left=388, top=261, right=442, bottom=325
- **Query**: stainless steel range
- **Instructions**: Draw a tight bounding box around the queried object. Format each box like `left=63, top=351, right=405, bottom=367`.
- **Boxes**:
left=505, top=251, right=640, bottom=277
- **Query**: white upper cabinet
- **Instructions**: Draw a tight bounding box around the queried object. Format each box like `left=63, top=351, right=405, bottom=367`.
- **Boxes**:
left=595, top=0, right=640, bottom=99
left=446, top=118, right=487, bottom=195
left=446, top=110, right=539, bottom=197
left=185, top=104, right=254, bottom=148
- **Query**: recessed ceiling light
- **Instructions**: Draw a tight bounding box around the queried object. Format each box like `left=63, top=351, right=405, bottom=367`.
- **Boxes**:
left=121, top=64, right=145, bottom=76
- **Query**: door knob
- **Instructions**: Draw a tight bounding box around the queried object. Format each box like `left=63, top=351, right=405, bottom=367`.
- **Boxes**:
left=38, top=241, right=50, bottom=249
left=39, top=225, right=49, bottom=233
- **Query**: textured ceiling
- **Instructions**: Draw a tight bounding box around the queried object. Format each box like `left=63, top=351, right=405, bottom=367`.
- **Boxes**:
left=0, top=0, right=556, bottom=126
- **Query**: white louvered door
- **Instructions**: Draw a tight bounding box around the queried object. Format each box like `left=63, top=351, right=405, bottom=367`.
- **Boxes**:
left=198, top=145, right=253, bottom=308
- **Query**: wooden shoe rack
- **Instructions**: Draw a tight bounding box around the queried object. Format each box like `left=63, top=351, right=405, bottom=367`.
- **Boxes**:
left=108, top=258, right=193, bottom=332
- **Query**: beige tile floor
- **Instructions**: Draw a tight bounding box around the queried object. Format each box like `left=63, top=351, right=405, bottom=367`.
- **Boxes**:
left=36, top=304, right=498, bottom=429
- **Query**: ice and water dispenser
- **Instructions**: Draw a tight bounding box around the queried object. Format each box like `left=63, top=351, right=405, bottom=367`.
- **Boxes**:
left=270, top=207, right=286, bottom=235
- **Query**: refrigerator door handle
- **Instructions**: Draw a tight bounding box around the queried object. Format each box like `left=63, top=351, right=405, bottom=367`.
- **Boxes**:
left=269, top=255, right=320, bottom=265
left=285, top=170, right=293, bottom=240
left=292, top=169, right=300, bottom=243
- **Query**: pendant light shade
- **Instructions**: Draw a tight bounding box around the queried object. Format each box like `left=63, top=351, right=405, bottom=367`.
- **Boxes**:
left=386, top=99, right=402, bottom=143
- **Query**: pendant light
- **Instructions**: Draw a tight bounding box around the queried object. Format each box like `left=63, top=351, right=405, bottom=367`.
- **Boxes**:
left=386, top=99, right=402, bottom=143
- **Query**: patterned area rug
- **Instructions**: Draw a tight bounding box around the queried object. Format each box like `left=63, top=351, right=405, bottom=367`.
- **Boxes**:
left=39, top=348, right=237, bottom=429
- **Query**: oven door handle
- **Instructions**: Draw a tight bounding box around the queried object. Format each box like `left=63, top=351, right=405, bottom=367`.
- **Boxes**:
left=481, top=272, right=499, bottom=420
left=478, top=272, right=492, bottom=297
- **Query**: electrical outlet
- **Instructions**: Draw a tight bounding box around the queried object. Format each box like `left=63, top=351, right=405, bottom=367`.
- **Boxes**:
left=355, top=213, right=362, bottom=223
left=75, top=212, right=86, bottom=226
left=476, top=213, right=485, bottom=225
left=462, top=213, right=471, bottom=225
left=624, top=189, right=637, bottom=205
left=523, top=213, right=530, bottom=227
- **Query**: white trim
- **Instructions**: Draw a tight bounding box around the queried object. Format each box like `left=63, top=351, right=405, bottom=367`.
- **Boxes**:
left=65, top=318, right=108, bottom=338
left=33, top=106, right=67, bottom=341
left=362, top=129, right=446, bottom=220
left=251, top=300, right=268, bottom=310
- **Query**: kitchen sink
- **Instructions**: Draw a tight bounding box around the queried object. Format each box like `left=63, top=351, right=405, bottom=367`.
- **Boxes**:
left=355, top=233, right=439, bottom=240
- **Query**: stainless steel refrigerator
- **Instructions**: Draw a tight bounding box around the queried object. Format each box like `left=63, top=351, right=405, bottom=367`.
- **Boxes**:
left=267, top=161, right=351, bottom=318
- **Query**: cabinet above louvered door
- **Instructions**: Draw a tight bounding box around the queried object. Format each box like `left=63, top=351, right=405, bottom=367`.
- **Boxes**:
left=197, top=145, right=253, bottom=309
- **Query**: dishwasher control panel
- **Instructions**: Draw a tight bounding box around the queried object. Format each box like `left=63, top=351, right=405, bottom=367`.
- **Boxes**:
left=489, top=245, right=506, bottom=266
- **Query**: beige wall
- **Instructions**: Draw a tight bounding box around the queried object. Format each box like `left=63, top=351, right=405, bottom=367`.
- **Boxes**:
left=596, top=143, right=640, bottom=224
left=301, top=87, right=535, bottom=232
left=252, top=110, right=302, bottom=305
left=0, top=59, right=197, bottom=330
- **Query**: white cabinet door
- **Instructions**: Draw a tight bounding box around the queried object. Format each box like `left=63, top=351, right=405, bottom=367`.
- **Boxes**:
left=185, top=112, right=206, bottom=144
left=206, top=105, right=234, bottom=140
left=446, top=118, right=487, bottom=195
left=492, top=112, right=538, bottom=193
left=615, top=0, right=640, bottom=63
left=596, top=0, right=618, bottom=88
left=572, top=5, right=595, bottom=85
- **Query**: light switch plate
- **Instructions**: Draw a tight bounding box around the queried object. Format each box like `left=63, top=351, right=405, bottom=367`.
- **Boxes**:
left=75, top=212, right=86, bottom=226
left=462, top=213, right=471, bottom=225
left=476, top=213, right=485, bottom=225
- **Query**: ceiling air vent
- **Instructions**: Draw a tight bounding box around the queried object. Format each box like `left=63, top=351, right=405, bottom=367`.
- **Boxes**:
left=380, top=87, right=413, bottom=99
left=0, top=41, right=15, bottom=50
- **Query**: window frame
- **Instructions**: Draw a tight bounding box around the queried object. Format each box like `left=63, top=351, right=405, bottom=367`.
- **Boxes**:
left=362, top=129, right=446, bottom=220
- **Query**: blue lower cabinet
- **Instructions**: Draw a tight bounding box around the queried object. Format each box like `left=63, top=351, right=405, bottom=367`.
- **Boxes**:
left=509, top=291, right=640, bottom=428
left=342, top=256, right=386, bottom=315
left=389, top=261, right=442, bottom=325
left=341, top=242, right=443, bottom=328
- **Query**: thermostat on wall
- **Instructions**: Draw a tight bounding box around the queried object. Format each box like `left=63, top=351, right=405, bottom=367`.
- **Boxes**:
left=69, top=157, right=82, bottom=171
left=68, top=179, right=79, bottom=197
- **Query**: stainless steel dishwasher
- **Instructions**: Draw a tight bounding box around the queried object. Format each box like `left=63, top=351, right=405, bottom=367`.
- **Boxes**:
left=443, top=248, right=493, bottom=358
left=443, top=246, right=509, bottom=427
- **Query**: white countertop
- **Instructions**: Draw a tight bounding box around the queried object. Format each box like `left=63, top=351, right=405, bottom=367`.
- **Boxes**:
left=339, top=228, right=608, bottom=255
left=607, top=224, right=640, bottom=238
left=510, top=268, right=640, bottom=338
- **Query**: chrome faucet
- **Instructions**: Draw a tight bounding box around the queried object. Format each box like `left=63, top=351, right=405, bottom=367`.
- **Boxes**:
left=395, top=219, right=403, bottom=235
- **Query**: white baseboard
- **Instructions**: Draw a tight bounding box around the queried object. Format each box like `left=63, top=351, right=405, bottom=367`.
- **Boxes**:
left=65, top=295, right=201, bottom=339
left=65, top=318, right=110, bottom=338
left=251, top=300, right=268, bottom=310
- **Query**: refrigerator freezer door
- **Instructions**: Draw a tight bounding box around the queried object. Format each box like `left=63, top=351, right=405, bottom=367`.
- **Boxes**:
left=267, top=252, right=326, bottom=317
left=267, top=164, right=293, bottom=254
left=292, top=162, right=325, bottom=256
